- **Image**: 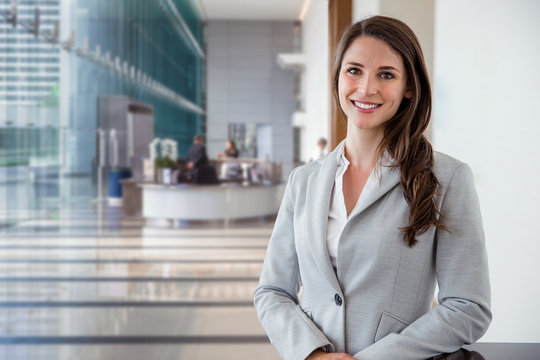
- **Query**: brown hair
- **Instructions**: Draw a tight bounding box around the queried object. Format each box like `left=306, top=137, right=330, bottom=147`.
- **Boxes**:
left=332, top=16, right=447, bottom=247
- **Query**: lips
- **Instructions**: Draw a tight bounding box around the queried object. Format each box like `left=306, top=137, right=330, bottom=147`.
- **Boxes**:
left=351, top=100, right=382, bottom=111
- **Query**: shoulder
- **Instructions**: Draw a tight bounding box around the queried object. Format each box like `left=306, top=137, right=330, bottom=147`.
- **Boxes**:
left=433, top=151, right=475, bottom=192
left=433, top=151, right=463, bottom=177
left=287, top=160, right=321, bottom=188
left=285, top=151, right=335, bottom=191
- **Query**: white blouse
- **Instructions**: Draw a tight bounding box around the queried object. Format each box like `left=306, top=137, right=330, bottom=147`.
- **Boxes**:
left=326, top=144, right=393, bottom=269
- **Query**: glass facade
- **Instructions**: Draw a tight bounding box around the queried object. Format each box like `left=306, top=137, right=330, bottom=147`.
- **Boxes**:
left=0, top=0, right=204, bottom=224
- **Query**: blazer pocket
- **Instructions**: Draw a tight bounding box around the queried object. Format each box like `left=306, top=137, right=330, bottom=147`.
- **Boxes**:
left=374, top=311, right=411, bottom=342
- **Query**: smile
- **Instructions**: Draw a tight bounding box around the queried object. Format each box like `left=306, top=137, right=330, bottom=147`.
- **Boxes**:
left=351, top=101, right=381, bottom=111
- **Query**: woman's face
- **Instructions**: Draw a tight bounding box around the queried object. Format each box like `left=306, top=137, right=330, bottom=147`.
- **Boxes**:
left=338, top=36, right=411, bottom=134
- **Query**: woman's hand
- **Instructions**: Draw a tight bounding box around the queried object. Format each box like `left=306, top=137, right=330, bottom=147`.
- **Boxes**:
left=306, top=349, right=355, bottom=360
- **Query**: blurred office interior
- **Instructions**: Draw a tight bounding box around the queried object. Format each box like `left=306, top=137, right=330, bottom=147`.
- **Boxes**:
left=1, top=0, right=540, bottom=359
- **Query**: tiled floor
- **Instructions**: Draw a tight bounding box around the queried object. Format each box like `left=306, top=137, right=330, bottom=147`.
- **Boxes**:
left=0, top=181, right=280, bottom=359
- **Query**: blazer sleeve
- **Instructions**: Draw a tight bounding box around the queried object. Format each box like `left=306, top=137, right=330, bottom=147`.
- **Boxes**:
left=253, top=168, right=334, bottom=360
left=353, top=163, right=492, bottom=360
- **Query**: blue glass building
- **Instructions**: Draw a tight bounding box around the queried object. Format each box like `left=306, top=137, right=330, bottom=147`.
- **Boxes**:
left=1, top=0, right=205, bottom=221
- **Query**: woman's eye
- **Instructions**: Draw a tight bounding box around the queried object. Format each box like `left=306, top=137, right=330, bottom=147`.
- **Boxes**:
left=380, top=72, right=395, bottom=79
left=346, top=68, right=360, bottom=75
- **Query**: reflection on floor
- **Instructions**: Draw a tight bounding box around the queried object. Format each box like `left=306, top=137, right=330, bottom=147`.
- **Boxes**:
left=0, top=197, right=279, bottom=359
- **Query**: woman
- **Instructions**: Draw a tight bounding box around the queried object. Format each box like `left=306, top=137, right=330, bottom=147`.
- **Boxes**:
left=217, top=140, right=239, bottom=158
left=253, top=16, right=491, bottom=360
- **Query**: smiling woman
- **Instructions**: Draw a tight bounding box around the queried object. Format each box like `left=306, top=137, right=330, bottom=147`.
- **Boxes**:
left=254, top=16, right=492, bottom=360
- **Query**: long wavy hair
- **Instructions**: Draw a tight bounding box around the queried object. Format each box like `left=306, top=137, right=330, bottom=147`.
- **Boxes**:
left=332, top=16, right=448, bottom=247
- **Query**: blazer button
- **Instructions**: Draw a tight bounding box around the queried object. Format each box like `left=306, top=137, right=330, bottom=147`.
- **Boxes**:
left=334, top=294, right=343, bottom=306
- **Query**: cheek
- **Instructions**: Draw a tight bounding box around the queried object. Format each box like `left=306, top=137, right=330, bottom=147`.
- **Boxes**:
left=386, top=88, right=407, bottom=106
left=338, top=77, right=353, bottom=101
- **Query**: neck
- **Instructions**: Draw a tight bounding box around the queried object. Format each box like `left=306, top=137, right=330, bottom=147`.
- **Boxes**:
left=344, top=124, right=384, bottom=170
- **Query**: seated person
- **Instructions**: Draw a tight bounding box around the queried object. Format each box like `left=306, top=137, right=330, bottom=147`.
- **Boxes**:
left=217, top=140, right=239, bottom=158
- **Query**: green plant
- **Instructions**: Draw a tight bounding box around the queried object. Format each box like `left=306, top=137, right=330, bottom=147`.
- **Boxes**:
left=154, top=156, right=176, bottom=169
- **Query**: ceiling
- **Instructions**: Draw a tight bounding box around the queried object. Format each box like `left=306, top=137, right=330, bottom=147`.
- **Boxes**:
left=195, top=0, right=308, bottom=21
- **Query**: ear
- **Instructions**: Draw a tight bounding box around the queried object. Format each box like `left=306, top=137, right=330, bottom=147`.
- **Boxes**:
left=404, top=88, right=412, bottom=99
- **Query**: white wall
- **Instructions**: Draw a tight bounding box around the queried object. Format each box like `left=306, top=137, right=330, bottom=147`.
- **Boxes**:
left=352, top=0, right=380, bottom=22
left=300, top=0, right=329, bottom=161
left=433, top=0, right=540, bottom=342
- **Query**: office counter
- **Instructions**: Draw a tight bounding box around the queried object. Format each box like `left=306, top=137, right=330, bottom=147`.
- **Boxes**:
left=464, top=343, right=540, bottom=359
left=139, top=182, right=285, bottom=221
left=428, top=343, right=540, bottom=359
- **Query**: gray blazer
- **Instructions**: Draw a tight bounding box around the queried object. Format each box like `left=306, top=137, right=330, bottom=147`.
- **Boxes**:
left=253, top=143, right=492, bottom=360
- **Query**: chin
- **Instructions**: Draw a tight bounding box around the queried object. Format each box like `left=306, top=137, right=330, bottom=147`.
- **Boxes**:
left=349, top=119, right=377, bottom=130
left=347, top=117, right=388, bottom=133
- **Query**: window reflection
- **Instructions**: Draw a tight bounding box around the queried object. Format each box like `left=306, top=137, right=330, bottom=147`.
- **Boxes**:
left=0, top=0, right=204, bottom=224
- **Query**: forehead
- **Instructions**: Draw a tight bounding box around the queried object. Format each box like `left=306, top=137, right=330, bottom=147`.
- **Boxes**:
left=341, top=36, right=404, bottom=68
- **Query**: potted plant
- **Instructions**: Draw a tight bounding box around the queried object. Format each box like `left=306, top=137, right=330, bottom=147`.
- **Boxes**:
left=154, top=156, right=177, bottom=184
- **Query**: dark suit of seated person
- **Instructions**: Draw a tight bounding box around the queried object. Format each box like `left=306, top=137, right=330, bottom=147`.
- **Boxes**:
left=186, top=135, right=219, bottom=185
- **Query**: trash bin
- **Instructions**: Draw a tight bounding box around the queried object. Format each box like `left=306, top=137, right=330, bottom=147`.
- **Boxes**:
left=108, top=167, right=131, bottom=206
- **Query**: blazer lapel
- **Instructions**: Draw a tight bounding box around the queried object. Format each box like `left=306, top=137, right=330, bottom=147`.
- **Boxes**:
left=305, top=146, right=342, bottom=293
left=348, top=165, right=401, bottom=220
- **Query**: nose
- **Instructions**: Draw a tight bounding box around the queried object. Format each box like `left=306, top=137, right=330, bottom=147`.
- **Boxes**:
left=357, top=75, right=378, bottom=96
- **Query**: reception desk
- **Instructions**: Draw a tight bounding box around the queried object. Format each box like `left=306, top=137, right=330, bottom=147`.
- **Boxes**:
left=139, top=182, right=285, bottom=221
left=428, top=343, right=540, bottom=359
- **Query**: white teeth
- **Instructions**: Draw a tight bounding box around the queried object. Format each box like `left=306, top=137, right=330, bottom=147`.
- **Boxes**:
left=353, top=101, right=379, bottom=109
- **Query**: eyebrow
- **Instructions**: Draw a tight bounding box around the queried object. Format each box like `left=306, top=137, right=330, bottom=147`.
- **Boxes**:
left=345, top=62, right=400, bottom=72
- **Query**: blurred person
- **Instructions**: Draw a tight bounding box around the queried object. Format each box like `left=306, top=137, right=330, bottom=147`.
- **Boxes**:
left=218, top=140, right=242, bottom=181
left=217, top=140, right=239, bottom=158
left=310, top=137, right=328, bottom=161
left=186, top=135, right=218, bottom=184
left=254, top=16, right=491, bottom=360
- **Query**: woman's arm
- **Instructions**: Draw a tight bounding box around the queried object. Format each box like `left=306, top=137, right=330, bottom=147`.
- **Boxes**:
left=254, top=168, right=335, bottom=360
left=353, top=163, right=492, bottom=360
